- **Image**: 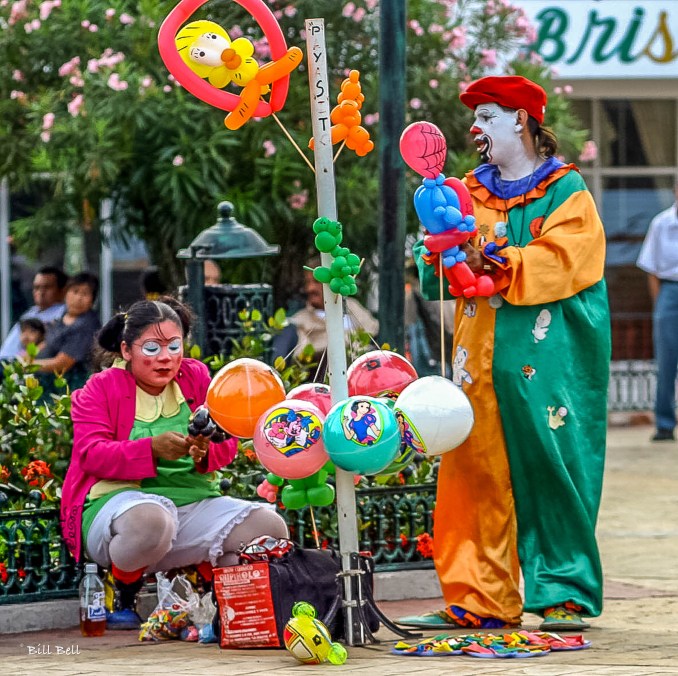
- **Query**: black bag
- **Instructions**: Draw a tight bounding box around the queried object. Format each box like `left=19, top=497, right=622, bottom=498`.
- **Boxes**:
left=212, top=548, right=379, bottom=647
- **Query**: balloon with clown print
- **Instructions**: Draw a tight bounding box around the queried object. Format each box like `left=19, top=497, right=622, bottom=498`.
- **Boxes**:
left=253, top=400, right=328, bottom=480
left=322, top=396, right=400, bottom=475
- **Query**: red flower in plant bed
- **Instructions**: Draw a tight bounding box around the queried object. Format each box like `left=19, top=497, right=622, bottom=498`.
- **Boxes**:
left=0, top=563, right=8, bottom=584
left=20, top=460, right=53, bottom=487
left=0, top=465, right=10, bottom=483
left=416, top=532, right=434, bottom=559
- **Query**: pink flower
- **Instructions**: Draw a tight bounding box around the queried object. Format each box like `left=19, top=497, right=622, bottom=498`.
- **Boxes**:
left=9, top=0, right=28, bottom=26
left=40, top=131, right=51, bottom=143
left=119, top=12, right=135, bottom=25
left=105, top=8, right=115, bottom=19
left=578, top=140, right=598, bottom=163
left=448, top=25, right=467, bottom=50
left=262, top=140, right=276, bottom=157
left=283, top=6, right=296, bottom=17
left=252, top=38, right=270, bottom=60
left=69, top=75, right=84, bottom=87
left=42, top=112, right=55, bottom=130
left=342, top=3, right=355, bottom=18
left=365, top=0, right=377, bottom=9
left=429, top=23, right=444, bottom=34
left=81, top=19, right=90, bottom=28
left=140, top=76, right=153, bottom=88
left=58, top=57, right=80, bottom=77
left=230, top=25, right=243, bottom=39
left=363, top=112, right=379, bottom=125
left=88, top=23, right=98, bottom=32
left=564, top=85, right=573, bottom=94
left=67, top=93, right=84, bottom=116
left=288, top=190, right=309, bottom=210
left=458, top=80, right=471, bottom=93
left=429, top=79, right=439, bottom=89
left=409, top=98, right=422, bottom=110
left=353, top=7, right=365, bottom=22
left=87, top=59, right=99, bottom=73
left=107, top=73, right=128, bottom=91
left=12, top=70, right=24, bottom=81
left=172, top=155, right=184, bottom=166
left=39, top=0, right=56, bottom=20
left=480, top=49, right=498, bottom=67
left=408, top=19, right=424, bottom=36
left=10, top=90, right=26, bottom=101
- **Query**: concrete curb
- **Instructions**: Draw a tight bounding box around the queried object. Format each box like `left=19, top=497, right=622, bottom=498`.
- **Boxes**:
left=0, top=570, right=442, bottom=635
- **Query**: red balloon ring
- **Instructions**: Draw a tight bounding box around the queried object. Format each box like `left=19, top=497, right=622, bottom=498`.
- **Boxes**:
left=158, top=0, right=292, bottom=117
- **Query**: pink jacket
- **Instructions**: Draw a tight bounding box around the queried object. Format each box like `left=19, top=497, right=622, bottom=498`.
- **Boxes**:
left=60, top=358, right=238, bottom=561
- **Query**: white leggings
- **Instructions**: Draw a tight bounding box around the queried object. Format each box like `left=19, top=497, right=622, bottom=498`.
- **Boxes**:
left=85, top=492, right=288, bottom=572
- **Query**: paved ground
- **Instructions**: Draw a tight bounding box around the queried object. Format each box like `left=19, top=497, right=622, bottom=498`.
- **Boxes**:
left=2, top=424, right=677, bottom=675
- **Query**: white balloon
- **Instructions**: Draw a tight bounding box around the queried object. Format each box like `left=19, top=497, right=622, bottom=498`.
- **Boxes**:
left=395, top=375, right=474, bottom=457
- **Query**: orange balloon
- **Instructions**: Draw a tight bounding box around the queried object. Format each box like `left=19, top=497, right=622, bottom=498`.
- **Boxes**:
left=206, top=358, right=286, bottom=438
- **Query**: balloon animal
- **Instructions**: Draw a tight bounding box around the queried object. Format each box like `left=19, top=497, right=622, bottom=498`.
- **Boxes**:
left=309, top=70, right=374, bottom=157
left=400, top=121, right=496, bottom=298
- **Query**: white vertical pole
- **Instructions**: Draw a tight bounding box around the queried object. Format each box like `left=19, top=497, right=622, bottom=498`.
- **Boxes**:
left=0, top=178, right=10, bottom=341
left=305, top=19, right=362, bottom=645
left=99, top=198, right=113, bottom=324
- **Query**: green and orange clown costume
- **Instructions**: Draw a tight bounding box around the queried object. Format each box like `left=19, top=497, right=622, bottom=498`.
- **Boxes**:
left=414, top=157, right=610, bottom=625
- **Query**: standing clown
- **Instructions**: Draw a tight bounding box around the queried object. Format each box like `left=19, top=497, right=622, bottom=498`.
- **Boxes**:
left=399, top=76, right=610, bottom=631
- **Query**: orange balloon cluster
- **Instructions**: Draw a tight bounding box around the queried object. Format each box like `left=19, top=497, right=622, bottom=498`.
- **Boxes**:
left=206, top=358, right=286, bottom=439
left=309, top=70, right=375, bottom=157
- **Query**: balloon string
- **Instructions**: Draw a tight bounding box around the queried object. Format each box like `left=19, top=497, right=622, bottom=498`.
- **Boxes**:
left=333, top=140, right=347, bottom=163
left=272, top=113, right=316, bottom=174
left=439, top=256, right=446, bottom=379
left=309, top=506, right=320, bottom=549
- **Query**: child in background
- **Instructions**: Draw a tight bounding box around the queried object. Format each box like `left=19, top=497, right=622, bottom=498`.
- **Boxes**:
left=18, top=317, right=45, bottom=354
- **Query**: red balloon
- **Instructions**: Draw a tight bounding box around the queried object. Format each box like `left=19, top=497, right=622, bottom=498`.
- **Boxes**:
left=347, top=351, right=418, bottom=400
left=286, top=383, right=332, bottom=415
left=399, top=121, right=447, bottom=178
left=158, top=0, right=292, bottom=117
left=206, top=358, right=286, bottom=438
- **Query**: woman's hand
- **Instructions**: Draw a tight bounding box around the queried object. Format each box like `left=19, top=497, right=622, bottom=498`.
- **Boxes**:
left=151, top=432, right=189, bottom=461
left=187, top=434, right=210, bottom=464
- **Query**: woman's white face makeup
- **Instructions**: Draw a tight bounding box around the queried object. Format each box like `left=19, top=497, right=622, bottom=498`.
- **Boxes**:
left=469, top=102, right=523, bottom=166
left=120, top=320, right=183, bottom=395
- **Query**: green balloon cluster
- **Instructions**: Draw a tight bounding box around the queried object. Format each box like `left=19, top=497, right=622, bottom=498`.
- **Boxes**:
left=266, top=461, right=336, bottom=510
left=311, top=217, right=361, bottom=296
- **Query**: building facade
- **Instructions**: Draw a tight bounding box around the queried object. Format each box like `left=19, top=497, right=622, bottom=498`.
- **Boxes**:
left=523, top=0, right=678, bottom=359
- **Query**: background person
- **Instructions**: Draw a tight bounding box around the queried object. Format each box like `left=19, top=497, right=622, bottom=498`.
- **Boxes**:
left=278, top=263, right=379, bottom=374
left=18, top=317, right=45, bottom=355
left=636, top=178, right=678, bottom=442
left=0, top=266, right=67, bottom=361
left=400, top=75, right=610, bottom=632
left=33, top=272, right=101, bottom=392
left=60, top=297, right=288, bottom=629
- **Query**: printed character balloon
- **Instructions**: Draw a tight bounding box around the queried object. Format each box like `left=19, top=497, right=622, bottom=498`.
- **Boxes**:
left=206, top=358, right=285, bottom=438
left=283, top=602, right=347, bottom=665
left=253, top=400, right=328, bottom=480
left=394, top=375, right=474, bottom=457
left=322, top=396, right=400, bottom=475
left=286, top=383, right=332, bottom=415
left=347, top=350, right=418, bottom=400
left=377, top=408, right=427, bottom=476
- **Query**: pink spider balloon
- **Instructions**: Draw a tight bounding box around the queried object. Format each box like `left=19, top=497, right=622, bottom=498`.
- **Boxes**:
left=399, top=121, right=447, bottom=178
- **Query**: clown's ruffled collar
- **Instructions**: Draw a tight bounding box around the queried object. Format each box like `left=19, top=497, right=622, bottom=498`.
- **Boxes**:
left=466, top=157, right=579, bottom=210
left=473, top=156, right=565, bottom=199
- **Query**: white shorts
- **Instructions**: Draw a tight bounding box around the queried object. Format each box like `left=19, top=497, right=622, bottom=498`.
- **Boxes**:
left=85, top=490, right=271, bottom=571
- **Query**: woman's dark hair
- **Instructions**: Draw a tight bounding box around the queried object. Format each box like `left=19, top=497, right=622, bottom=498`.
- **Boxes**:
left=97, top=296, right=194, bottom=354
left=527, top=117, right=558, bottom=158
left=351, top=400, right=371, bottom=414
left=66, top=272, right=100, bottom=304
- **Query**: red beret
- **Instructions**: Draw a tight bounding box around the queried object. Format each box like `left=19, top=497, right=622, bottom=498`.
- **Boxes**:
left=459, top=75, right=547, bottom=125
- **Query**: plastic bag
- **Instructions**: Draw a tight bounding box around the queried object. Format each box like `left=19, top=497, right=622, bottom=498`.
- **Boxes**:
left=138, top=573, right=200, bottom=641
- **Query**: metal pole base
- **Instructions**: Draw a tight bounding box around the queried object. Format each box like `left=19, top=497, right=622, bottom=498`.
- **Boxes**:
left=321, top=552, right=422, bottom=647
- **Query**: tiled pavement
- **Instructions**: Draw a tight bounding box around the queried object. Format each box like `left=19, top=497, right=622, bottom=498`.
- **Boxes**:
left=1, top=425, right=677, bottom=675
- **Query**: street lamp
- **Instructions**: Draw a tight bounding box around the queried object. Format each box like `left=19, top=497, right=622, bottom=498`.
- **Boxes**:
left=177, top=201, right=279, bottom=355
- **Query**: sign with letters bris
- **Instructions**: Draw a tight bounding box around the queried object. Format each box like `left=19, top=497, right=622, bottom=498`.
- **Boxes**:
left=521, top=1, right=678, bottom=79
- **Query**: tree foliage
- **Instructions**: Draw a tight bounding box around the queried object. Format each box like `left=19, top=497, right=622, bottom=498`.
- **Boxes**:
left=0, top=0, right=588, bottom=302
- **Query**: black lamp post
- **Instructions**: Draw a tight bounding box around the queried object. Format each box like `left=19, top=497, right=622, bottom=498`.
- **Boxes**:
left=177, top=201, right=279, bottom=355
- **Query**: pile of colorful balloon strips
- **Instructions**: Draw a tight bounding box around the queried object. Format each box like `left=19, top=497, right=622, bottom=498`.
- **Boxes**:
left=392, top=630, right=591, bottom=659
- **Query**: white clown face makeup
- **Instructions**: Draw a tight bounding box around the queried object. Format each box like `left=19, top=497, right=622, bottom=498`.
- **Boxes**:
left=469, top=103, right=524, bottom=167
left=121, top=320, right=184, bottom=395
